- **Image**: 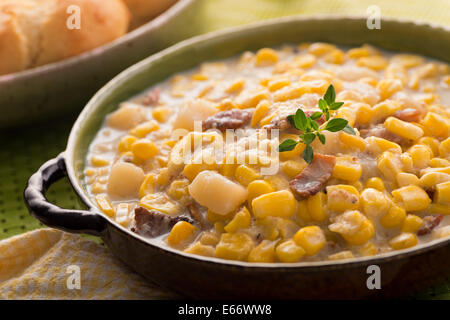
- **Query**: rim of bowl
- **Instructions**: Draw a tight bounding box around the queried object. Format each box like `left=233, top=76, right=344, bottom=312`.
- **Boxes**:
left=67, top=14, right=450, bottom=270
left=0, top=0, right=195, bottom=83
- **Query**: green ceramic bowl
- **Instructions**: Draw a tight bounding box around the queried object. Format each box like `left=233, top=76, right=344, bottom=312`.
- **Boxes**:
left=25, top=16, right=450, bottom=299
left=0, top=0, right=198, bottom=129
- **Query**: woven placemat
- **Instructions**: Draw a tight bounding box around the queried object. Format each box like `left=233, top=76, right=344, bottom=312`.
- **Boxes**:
left=1, top=0, right=449, bottom=299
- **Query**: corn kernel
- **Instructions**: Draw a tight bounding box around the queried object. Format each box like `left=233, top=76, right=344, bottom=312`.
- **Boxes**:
left=392, top=185, right=431, bottom=211
left=396, top=172, right=419, bottom=187
left=294, top=54, right=316, bottom=68
left=91, top=182, right=105, bottom=194
left=339, top=132, right=366, bottom=151
left=308, top=43, right=335, bottom=56
left=323, top=49, right=345, bottom=64
left=129, top=120, right=159, bottom=138
left=248, top=240, right=276, bottom=263
left=85, top=169, right=96, bottom=177
left=328, top=251, right=355, bottom=260
left=268, top=78, right=290, bottom=92
left=429, top=203, right=450, bottom=215
left=95, top=195, right=114, bottom=217
left=235, top=165, right=262, bottom=186
left=282, top=160, right=307, bottom=178
left=377, top=79, right=403, bottom=100
left=407, top=144, right=432, bottom=170
left=440, top=137, right=450, bottom=158
left=435, top=181, right=450, bottom=205
left=139, top=173, right=156, bottom=198
left=184, top=162, right=217, bottom=181
left=279, top=134, right=305, bottom=160
left=139, top=192, right=178, bottom=215
left=401, top=214, right=423, bottom=233
left=185, top=242, right=215, bottom=257
left=329, top=210, right=375, bottom=246
left=264, top=174, right=290, bottom=191
left=167, top=179, right=190, bottom=200
left=356, top=103, right=374, bottom=125
left=294, top=226, right=326, bottom=256
left=419, top=172, right=450, bottom=189
left=430, top=158, right=450, bottom=168
left=247, top=180, right=274, bottom=206
left=377, top=151, right=402, bottom=178
left=296, top=200, right=311, bottom=223
left=380, top=205, right=406, bottom=228
left=365, top=177, right=385, bottom=191
left=199, top=232, right=220, bottom=246
left=392, top=54, right=423, bottom=68
left=372, top=101, right=401, bottom=123
left=252, top=190, right=296, bottom=219
left=384, top=117, right=424, bottom=141
left=237, top=89, right=269, bottom=108
left=152, top=107, right=172, bottom=123
left=115, top=203, right=130, bottom=227
left=118, top=135, right=138, bottom=153
left=326, top=185, right=360, bottom=213
left=359, top=242, right=377, bottom=256
left=389, top=233, right=418, bottom=250
left=207, top=209, right=234, bottom=223
left=361, top=188, right=390, bottom=218
left=276, top=240, right=305, bottom=263
left=226, top=79, right=245, bottom=93
left=332, top=156, right=362, bottom=182
left=131, top=139, right=159, bottom=160
left=90, top=156, right=109, bottom=167
left=348, top=47, right=371, bottom=59
left=215, top=232, right=254, bottom=261
left=421, top=112, right=449, bottom=138
left=418, top=137, right=440, bottom=157
left=251, top=100, right=270, bottom=127
left=255, top=48, right=278, bottom=66
left=167, top=221, right=197, bottom=246
left=357, top=56, right=388, bottom=70
left=366, top=137, right=402, bottom=155
left=224, top=207, right=251, bottom=233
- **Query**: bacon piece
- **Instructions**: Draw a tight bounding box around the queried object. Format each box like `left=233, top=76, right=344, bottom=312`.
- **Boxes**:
left=289, top=154, right=336, bottom=199
left=202, top=109, right=253, bottom=131
left=187, top=203, right=208, bottom=230
left=133, top=207, right=194, bottom=238
left=263, top=110, right=325, bottom=130
left=393, top=108, right=423, bottom=122
left=360, top=125, right=406, bottom=145
left=141, top=88, right=160, bottom=106
left=417, top=215, right=443, bottom=236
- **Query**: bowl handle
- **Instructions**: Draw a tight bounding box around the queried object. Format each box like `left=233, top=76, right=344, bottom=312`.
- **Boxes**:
left=24, top=153, right=107, bottom=236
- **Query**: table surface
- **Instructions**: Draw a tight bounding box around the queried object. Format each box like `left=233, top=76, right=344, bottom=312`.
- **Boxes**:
left=1, top=0, right=449, bottom=299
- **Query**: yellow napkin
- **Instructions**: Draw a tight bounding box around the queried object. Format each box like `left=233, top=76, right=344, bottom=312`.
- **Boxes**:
left=0, top=229, right=176, bottom=299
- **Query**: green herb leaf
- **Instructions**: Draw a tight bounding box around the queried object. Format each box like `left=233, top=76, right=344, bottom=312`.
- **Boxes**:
left=318, top=133, right=326, bottom=145
left=329, top=101, right=344, bottom=110
left=294, top=109, right=307, bottom=131
left=318, top=99, right=328, bottom=112
left=287, top=115, right=296, bottom=128
left=310, top=111, right=323, bottom=120
left=302, top=145, right=314, bottom=164
left=325, top=118, right=348, bottom=132
left=303, top=132, right=316, bottom=145
left=343, top=124, right=357, bottom=135
left=278, top=139, right=299, bottom=152
left=310, top=120, right=319, bottom=130
left=324, top=84, right=336, bottom=105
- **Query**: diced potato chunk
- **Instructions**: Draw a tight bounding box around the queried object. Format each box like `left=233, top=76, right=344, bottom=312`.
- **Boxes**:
left=107, top=162, right=144, bottom=198
left=188, top=171, right=247, bottom=215
left=107, top=103, right=146, bottom=130
left=173, top=99, right=218, bottom=131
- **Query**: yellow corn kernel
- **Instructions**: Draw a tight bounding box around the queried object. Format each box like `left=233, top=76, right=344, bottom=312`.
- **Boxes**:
left=293, top=226, right=326, bottom=256
left=396, top=172, right=420, bottom=188
left=282, top=160, right=307, bottom=178
left=192, top=73, right=208, bottom=81
left=199, top=232, right=220, bottom=246
left=267, top=77, right=290, bottom=92
left=264, top=174, right=290, bottom=191
left=360, top=188, right=390, bottom=218
left=350, top=180, right=364, bottom=192
left=377, top=151, right=402, bottom=178
left=329, top=210, right=374, bottom=246
left=256, top=217, right=280, bottom=241
left=323, top=49, right=345, bottom=64
left=296, top=200, right=311, bottom=223
left=326, top=185, right=360, bottom=213
left=248, top=240, right=276, bottom=263
left=95, top=195, right=114, bottom=217
left=207, top=209, right=234, bottom=223
left=384, top=117, right=424, bottom=141
left=84, top=169, right=96, bottom=177
left=400, top=153, right=414, bottom=173
left=252, top=190, right=296, bottom=219
left=247, top=180, right=274, bottom=206
left=308, top=43, right=335, bottom=56
left=167, top=179, right=190, bottom=200
left=419, top=172, right=450, bottom=189
left=365, top=177, right=385, bottom=192
left=356, top=103, right=374, bottom=125
left=276, top=240, right=306, bottom=263
left=129, top=120, right=159, bottom=138
left=168, top=221, right=197, bottom=246
left=328, top=251, right=355, bottom=261
left=336, top=107, right=356, bottom=127
left=139, top=173, right=156, bottom=198
left=392, top=54, right=423, bottom=68
left=401, top=215, right=423, bottom=233
left=279, top=134, right=305, bottom=160
left=418, top=137, right=440, bottom=157
left=332, top=156, right=362, bottom=182
left=392, top=185, right=431, bottom=211
left=214, top=221, right=225, bottom=234
left=429, top=203, right=450, bottom=215
left=359, top=242, right=377, bottom=256
left=348, top=47, right=371, bottom=59
left=435, top=181, right=450, bottom=205
left=377, top=79, right=403, bottom=100
left=152, top=107, right=172, bottom=123
left=118, top=135, right=138, bottom=153
left=357, top=56, right=388, bottom=70
left=226, top=79, right=245, bottom=93
left=366, top=137, right=402, bottom=155
left=307, top=192, right=327, bottom=222
left=430, top=158, right=450, bottom=168
left=224, top=207, right=251, bottom=233
left=131, top=139, right=159, bottom=160
left=380, top=205, right=406, bottom=228
left=408, top=144, right=432, bottom=169
left=389, top=233, right=418, bottom=250
left=215, top=232, right=254, bottom=261
left=251, top=100, right=270, bottom=127
left=440, top=137, right=450, bottom=158
left=272, top=80, right=328, bottom=102
left=421, top=112, right=449, bottom=138
left=90, top=156, right=109, bottom=167
left=237, top=89, right=269, bottom=108
left=293, top=54, right=316, bottom=68
left=421, top=167, right=450, bottom=176
left=184, top=163, right=216, bottom=181
left=139, top=192, right=178, bottom=215
left=339, top=132, right=366, bottom=151
left=235, top=165, right=262, bottom=186
left=255, top=48, right=279, bottom=66
left=91, top=182, right=105, bottom=194
left=185, top=242, right=215, bottom=257
left=372, top=101, right=401, bottom=123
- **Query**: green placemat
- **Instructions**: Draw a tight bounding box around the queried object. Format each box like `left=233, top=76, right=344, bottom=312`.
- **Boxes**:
left=1, top=0, right=449, bottom=299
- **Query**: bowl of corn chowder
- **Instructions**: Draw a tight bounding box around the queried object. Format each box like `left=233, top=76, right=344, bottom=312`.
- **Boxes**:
left=25, top=16, right=450, bottom=299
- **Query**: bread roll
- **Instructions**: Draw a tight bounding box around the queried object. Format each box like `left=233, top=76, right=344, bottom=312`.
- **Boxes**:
left=122, top=0, right=177, bottom=29
left=0, top=0, right=130, bottom=75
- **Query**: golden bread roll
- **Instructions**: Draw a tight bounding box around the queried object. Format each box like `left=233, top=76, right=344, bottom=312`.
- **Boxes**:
left=122, top=0, right=177, bottom=28
left=0, top=0, right=130, bottom=75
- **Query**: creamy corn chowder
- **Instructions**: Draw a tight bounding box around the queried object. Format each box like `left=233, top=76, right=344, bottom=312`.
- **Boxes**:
left=85, top=43, right=450, bottom=263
